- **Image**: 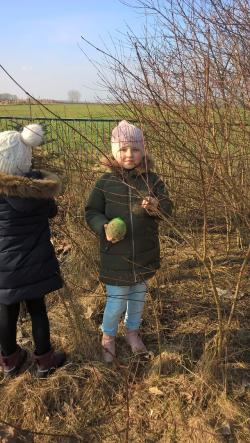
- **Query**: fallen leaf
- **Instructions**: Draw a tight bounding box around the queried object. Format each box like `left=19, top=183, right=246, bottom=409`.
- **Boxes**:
left=85, top=306, right=94, bottom=319
left=148, top=386, right=164, bottom=396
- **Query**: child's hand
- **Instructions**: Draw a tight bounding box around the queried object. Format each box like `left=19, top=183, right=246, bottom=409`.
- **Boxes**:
left=104, top=224, right=121, bottom=243
left=141, top=196, right=159, bottom=213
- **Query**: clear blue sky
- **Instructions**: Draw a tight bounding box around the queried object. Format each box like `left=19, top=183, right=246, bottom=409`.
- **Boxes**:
left=0, top=0, right=147, bottom=101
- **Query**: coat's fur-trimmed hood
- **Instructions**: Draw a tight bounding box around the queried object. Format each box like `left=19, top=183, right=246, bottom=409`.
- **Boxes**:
left=0, top=170, right=61, bottom=199
left=97, top=154, right=154, bottom=174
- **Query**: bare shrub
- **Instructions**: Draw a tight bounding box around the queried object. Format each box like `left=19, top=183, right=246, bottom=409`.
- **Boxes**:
left=80, top=0, right=250, bottom=365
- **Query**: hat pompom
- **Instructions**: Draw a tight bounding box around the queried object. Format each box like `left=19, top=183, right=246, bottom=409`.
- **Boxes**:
left=21, top=124, right=44, bottom=147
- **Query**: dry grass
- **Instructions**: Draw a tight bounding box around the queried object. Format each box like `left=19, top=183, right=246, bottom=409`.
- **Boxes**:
left=0, top=229, right=249, bottom=442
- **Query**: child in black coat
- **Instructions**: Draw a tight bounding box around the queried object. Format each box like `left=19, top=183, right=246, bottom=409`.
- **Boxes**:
left=0, top=124, right=66, bottom=378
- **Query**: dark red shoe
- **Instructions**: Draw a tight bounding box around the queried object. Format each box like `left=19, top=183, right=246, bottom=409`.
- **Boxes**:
left=0, top=346, right=27, bottom=378
left=33, top=348, right=66, bottom=378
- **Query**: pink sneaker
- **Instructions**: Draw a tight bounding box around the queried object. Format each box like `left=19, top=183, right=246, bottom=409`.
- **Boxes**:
left=101, top=334, right=116, bottom=363
left=125, top=329, right=147, bottom=353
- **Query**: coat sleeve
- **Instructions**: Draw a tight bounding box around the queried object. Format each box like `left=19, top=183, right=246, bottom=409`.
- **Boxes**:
left=85, top=177, right=109, bottom=236
left=152, top=176, right=173, bottom=217
left=6, top=196, right=58, bottom=218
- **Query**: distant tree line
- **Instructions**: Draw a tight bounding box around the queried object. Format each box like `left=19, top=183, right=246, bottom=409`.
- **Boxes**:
left=0, top=93, right=18, bottom=102
left=0, top=91, right=83, bottom=103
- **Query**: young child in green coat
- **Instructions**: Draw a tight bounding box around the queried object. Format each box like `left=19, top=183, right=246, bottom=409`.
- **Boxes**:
left=85, top=120, right=173, bottom=362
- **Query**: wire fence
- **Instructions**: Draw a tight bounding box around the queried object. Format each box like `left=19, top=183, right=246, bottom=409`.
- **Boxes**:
left=0, top=116, right=121, bottom=159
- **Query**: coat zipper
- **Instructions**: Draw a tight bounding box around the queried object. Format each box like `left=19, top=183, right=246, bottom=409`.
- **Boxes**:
left=128, top=186, right=136, bottom=283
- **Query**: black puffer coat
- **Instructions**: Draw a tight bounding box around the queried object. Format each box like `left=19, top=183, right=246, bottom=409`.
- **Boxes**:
left=85, top=157, right=173, bottom=285
left=0, top=170, right=63, bottom=305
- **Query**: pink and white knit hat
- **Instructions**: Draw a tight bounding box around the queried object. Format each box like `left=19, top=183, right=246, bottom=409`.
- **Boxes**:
left=111, top=120, right=144, bottom=159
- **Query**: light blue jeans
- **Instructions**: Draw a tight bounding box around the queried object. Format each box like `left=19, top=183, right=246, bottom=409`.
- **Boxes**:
left=101, top=282, right=146, bottom=336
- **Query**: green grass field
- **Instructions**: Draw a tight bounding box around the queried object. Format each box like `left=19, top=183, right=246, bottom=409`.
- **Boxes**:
left=0, top=102, right=127, bottom=119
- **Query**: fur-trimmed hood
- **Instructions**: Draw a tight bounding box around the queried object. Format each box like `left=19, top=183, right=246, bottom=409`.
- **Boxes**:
left=0, top=170, right=61, bottom=199
left=97, top=154, right=154, bottom=174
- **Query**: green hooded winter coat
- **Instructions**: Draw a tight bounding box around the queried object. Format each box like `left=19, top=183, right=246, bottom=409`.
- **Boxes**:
left=85, top=156, right=173, bottom=285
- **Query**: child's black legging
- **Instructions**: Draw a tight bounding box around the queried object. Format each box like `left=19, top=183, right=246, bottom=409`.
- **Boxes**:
left=0, top=297, right=51, bottom=356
